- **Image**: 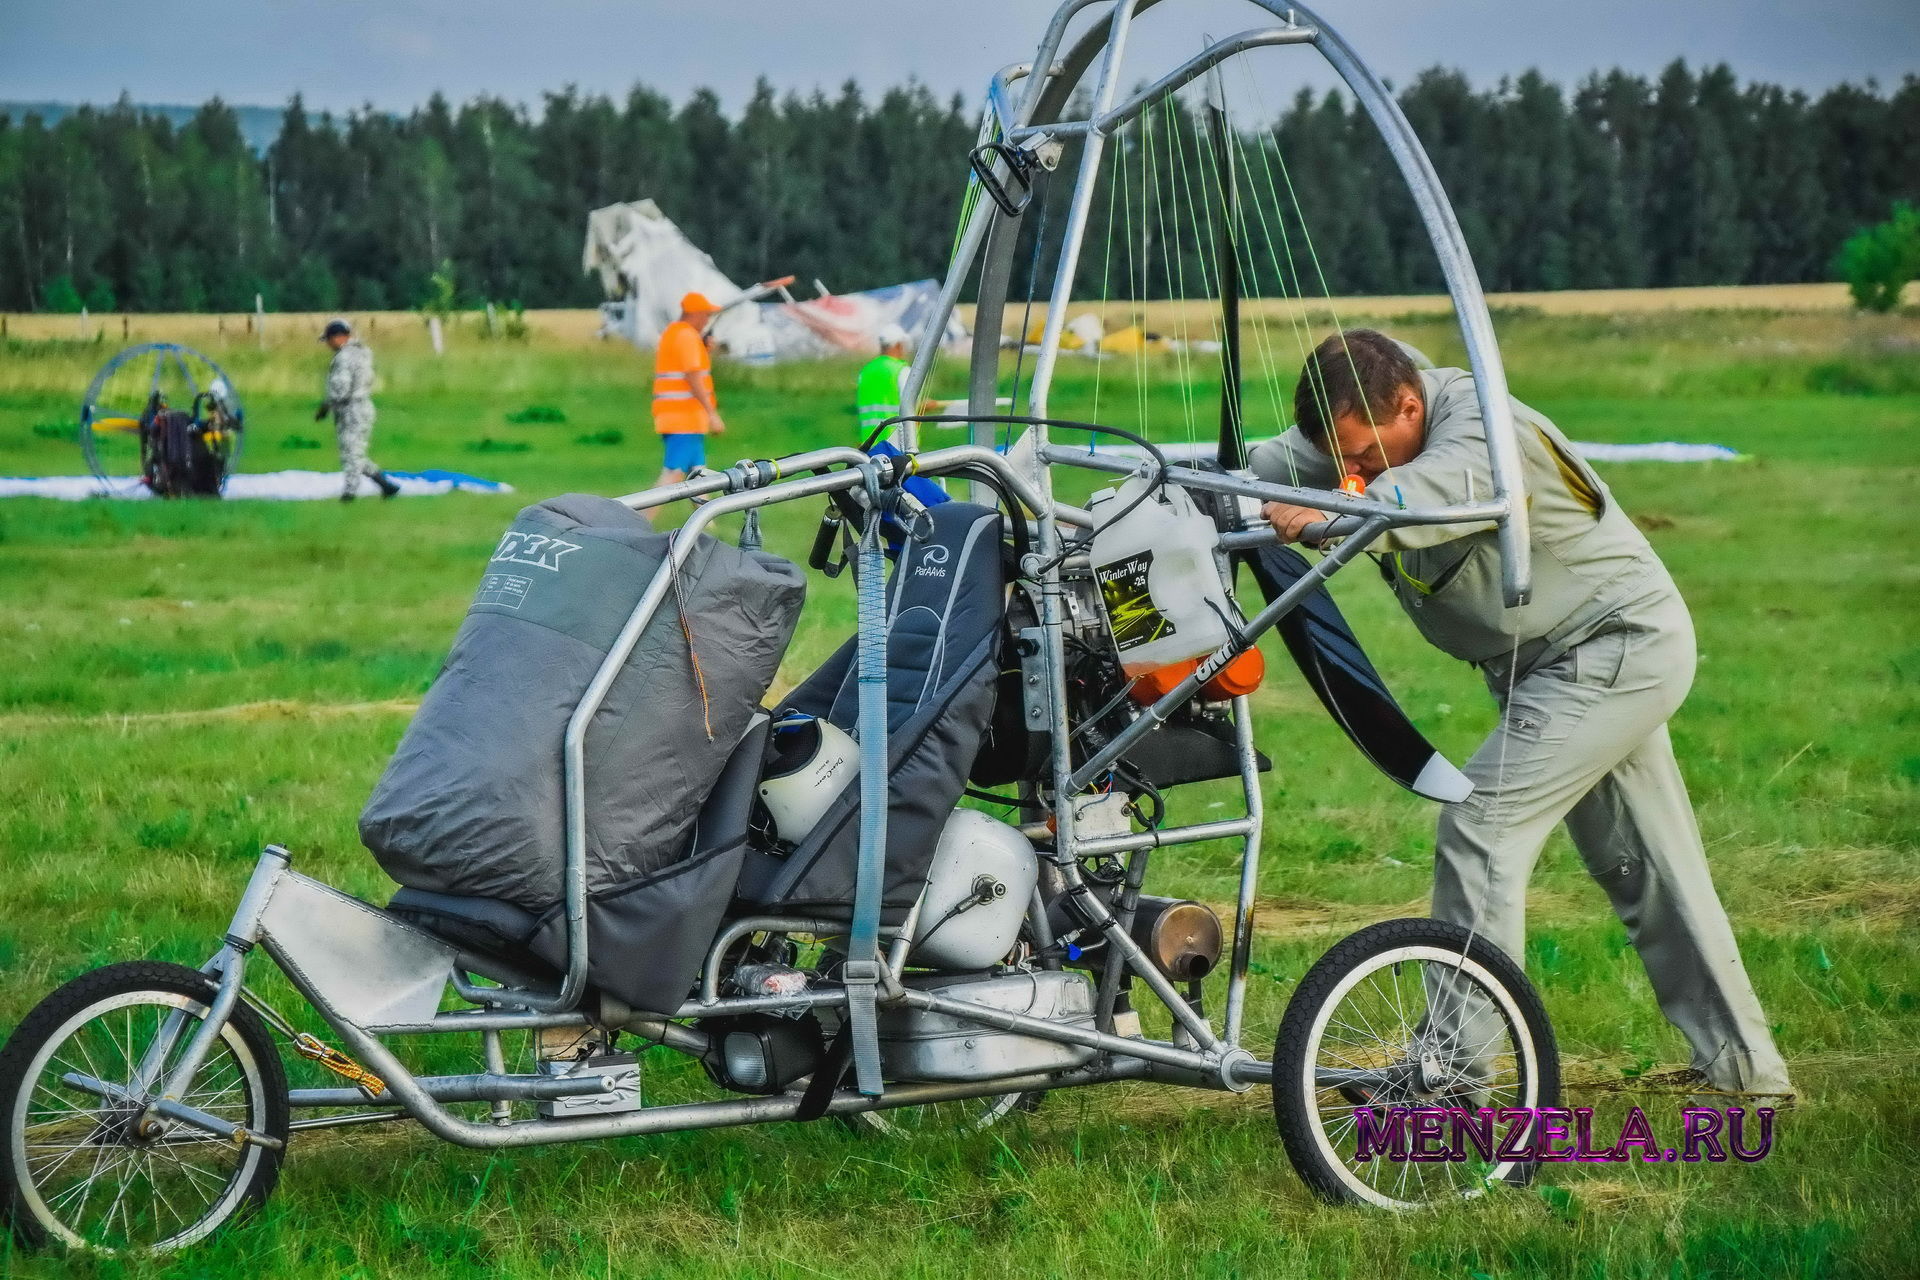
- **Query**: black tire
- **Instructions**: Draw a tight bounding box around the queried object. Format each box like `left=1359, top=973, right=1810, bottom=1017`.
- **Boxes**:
left=0, top=961, right=289, bottom=1254
left=1272, top=918, right=1559, bottom=1209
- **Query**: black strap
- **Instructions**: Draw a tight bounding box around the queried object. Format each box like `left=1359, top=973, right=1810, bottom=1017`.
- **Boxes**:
left=808, top=505, right=847, bottom=576
left=944, top=461, right=1030, bottom=573
left=967, top=142, right=1039, bottom=217
left=793, top=1025, right=853, bottom=1122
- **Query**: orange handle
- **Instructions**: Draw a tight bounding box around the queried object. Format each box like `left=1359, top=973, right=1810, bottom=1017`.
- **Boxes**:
left=1127, top=648, right=1266, bottom=707
left=1202, top=647, right=1265, bottom=700
left=1129, top=659, right=1199, bottom=705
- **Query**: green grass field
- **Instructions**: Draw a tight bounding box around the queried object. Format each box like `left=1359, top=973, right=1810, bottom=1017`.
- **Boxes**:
left=1, top=305, right=1917, bottom=1278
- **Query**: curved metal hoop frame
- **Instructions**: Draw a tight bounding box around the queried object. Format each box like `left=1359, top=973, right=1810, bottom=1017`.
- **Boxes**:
left=901, top=0, right=1532, bottom=607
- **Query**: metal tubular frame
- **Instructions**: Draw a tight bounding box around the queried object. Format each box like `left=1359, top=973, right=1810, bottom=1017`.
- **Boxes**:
left=898, top=0, right=1114, bottom=449
left=899, top=0, right=1531, bottom=601
left=1007, top=25, right=1319, bottom=142
left=1022, top=0, right=1144, bottom=424
left=142, top=0, right=1540, bottom=1155
left=536, top=468, right=869, bottom=1012
left=214, top=432, right=1494, bottom=1146
left=1221, top=694, right=1265, bottom=1050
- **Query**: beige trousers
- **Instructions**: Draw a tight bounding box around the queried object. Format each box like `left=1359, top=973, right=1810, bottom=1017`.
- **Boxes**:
left=1430, top=590, right=1793, bottom=1095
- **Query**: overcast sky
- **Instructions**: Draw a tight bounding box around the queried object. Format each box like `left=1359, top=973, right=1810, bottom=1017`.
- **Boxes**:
left=3, top=0, right=1915, bottom=118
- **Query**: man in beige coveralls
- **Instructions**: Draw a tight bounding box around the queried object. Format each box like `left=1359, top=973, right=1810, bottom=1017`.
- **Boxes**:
left=1251, top=329, right=1793, bottom=1099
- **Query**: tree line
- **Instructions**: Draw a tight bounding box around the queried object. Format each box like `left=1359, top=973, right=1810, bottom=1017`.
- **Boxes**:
left=0, top=63, right=1913, bottom=315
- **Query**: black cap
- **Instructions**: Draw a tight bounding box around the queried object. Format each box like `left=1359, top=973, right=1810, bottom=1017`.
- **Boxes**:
left=320, top=318, right=352, bottom=341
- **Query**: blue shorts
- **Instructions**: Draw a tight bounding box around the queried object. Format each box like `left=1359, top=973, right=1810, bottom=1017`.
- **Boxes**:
left=660, top=433, right=706, bottom=473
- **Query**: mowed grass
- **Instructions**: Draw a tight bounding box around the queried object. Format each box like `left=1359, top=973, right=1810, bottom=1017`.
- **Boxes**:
left=0, top=305, right=1917, bottom=1279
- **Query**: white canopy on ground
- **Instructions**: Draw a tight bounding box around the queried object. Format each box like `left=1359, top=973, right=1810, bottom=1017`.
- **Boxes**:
left=0, top=470, right=512, bottom=501
left=582, top=199, right=965, bottom=362
left=1566, top=441, right=1746, bottom=463
left=1068, top=438, right=1748, bottom=465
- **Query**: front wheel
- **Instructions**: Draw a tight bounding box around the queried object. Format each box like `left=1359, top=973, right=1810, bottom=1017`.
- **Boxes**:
left=1273, top=918, right=1559, bottom=1210
left=0, top=961, right=289, bottom=1254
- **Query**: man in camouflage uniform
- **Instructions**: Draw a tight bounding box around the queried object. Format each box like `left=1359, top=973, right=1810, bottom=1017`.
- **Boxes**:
left=316, top=318, right=399, bottom=501
left=1252, top=328, right=1793, bottom=1101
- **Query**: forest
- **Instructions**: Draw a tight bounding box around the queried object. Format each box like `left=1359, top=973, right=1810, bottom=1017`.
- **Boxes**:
left=0, top=63, right=1913, bottom=314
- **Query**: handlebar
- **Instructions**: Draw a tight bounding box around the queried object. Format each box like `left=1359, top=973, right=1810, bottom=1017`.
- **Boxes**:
left=1218, top=515, right=1368, bottom=552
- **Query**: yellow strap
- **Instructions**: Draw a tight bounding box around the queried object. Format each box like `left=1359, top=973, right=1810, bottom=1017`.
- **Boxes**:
left=1534, top=425, right=1604, bottom=516
left=292, top=1032, right=386, bottom=1096
left=1388, top=552, right=1437, bottom=595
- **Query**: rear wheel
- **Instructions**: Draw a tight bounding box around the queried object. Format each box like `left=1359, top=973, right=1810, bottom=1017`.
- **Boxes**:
left=1272, top=918, right=1558, bottom=1210
left=0, top=962, right=288, bottom=1254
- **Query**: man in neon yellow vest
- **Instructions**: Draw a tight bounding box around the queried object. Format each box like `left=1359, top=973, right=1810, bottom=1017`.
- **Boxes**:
left=855, top=324, right=915, bottom=447
left=856, top=324, right=948, bottom=533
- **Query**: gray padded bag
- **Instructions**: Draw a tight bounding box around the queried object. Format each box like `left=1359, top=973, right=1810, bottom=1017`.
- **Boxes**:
left=361, top=493, right=804, bottom=1011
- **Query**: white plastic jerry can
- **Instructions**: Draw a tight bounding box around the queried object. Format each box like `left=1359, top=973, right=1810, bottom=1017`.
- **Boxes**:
left=1086, top=475, right=1234, bottom=676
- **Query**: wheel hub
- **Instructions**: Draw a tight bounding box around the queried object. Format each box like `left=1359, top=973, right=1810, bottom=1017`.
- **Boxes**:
left=1413, top=1051, right=1450, bottom=1098
left=129, top=1105, right=169, bottom=1144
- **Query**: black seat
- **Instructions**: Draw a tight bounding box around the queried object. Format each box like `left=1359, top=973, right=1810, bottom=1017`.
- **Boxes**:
left=387, top=887, right=556, bottom=980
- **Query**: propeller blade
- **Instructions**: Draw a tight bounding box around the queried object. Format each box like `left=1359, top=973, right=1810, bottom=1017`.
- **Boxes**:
left=1241, top=543, right=1472, bottom=803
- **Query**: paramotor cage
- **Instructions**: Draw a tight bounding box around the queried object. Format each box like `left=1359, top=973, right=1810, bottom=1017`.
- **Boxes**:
left=897, top=0, right=1533, bottom=610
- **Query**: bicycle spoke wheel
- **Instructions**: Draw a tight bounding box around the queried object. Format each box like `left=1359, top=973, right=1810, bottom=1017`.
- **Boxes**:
left=1273, top=918, right=1559, bottom=1210
left=2, top=962, right=287, bottom=1255
left=850, top=1090, right=1035, bottom=1137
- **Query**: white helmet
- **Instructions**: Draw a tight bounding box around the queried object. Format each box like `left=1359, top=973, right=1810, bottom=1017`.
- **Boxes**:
left=876, top=322, right=911, bottom=353
left=757, top=715, right=859, bottom=846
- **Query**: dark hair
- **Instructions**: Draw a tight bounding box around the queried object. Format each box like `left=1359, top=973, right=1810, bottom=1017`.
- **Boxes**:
left=1293, top=329, right=1418, bottom=446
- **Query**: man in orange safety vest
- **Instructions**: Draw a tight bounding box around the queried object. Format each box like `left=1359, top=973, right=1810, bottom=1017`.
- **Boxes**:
left=650, top=291, right=727, bottom=496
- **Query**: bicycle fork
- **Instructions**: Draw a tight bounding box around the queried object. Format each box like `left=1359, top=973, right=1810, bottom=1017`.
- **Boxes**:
left=118, top=845, right=293, bottom=1149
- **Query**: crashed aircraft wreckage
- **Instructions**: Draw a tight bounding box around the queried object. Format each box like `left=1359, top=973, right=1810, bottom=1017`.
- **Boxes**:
left=583, top=198, right=968, bottom=361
